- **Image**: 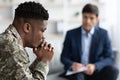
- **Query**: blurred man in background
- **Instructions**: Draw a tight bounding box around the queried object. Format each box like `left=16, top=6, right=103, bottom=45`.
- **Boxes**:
left=0, top=1, right=54, bottom=80
left=61, top=3, right=119, bottom=80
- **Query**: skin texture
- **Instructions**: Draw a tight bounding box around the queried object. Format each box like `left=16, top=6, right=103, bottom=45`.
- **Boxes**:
left=82, top=13, right=98, bottom=33
left=72, top=13, right=99, bottom=75
left=12, top=18, right=54, bottom=64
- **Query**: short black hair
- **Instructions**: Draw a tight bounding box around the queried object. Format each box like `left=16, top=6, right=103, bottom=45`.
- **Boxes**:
left=14, top=1, right=49, bottom=20
left=82, top=3, right=99, bottom=16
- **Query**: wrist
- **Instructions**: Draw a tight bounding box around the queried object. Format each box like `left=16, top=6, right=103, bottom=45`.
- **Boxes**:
left=41, top=59, right=50, bottom=64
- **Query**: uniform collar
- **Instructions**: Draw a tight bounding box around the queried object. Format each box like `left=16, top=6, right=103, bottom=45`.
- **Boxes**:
left=6, top=24, right=23, bottom=46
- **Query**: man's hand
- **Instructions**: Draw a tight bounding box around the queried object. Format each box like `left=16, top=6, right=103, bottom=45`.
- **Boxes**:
left=72, top=62, right=85, bottom=72
left=84, top=64, right=96, bottom=75
left=33, top=41, right=54, bottom=64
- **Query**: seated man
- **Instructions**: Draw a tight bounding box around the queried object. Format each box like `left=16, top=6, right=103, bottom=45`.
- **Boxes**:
left=60, top=3, right=119, bottom=80
left=0, top=1, right=54, bottom=80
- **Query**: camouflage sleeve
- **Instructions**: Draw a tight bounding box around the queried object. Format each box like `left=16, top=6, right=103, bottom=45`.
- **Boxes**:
left=12, top=49, right=49, bottom=80
left=0, top=40, right=49, bottom=80
left=0, top=30, right=50, bottom=80
left=30, top=59, right=49, bottom=80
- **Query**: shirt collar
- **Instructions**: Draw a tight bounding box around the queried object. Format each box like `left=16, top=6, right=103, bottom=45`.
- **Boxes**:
left=82, top=26, right=95, bottom=35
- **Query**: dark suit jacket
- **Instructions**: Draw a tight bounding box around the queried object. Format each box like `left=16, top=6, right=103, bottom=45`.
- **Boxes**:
left=61, top=26, right=114, bottom=73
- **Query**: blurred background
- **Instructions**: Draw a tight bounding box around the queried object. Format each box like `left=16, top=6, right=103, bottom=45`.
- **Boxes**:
left=0, top=0, right=120, bottom=80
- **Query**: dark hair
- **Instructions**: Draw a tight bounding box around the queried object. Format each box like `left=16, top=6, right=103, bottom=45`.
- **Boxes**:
left=14, top=1, right=49, bottom=20
left=82, top=3, right=99, bottom=16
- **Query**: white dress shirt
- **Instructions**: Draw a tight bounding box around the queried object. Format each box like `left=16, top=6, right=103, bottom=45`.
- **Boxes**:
left=81, top=26, right=95, bottom=64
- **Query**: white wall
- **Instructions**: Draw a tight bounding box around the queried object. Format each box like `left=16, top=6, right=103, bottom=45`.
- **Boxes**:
left=116, top=0, right=120, bottom=79
left=116, top=0, right=120, bottom=53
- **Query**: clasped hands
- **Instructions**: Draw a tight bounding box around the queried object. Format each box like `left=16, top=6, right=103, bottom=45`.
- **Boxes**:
left=33, top=40, right=54, bottom=64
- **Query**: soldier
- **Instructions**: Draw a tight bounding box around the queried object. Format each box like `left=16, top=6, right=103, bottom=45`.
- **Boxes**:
left=0, top=1, right=54, bottom=80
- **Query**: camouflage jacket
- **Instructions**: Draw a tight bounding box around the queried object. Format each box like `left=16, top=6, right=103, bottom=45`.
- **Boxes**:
left=0, top=25, right=49, bottom=80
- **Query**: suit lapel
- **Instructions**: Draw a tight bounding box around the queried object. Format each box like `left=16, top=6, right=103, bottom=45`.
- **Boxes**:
left=76, top=27, right=82, bottom=61
left=89, top=27, right=99, bottom=62
left=75, top=26, right=100, bottom=62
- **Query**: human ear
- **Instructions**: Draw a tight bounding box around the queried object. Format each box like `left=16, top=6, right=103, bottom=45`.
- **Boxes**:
left=23, top=23, right=32, bottom=33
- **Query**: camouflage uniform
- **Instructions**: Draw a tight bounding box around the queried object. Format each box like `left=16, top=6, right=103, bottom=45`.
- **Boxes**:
left=0, top=25, right=49, bottom=80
